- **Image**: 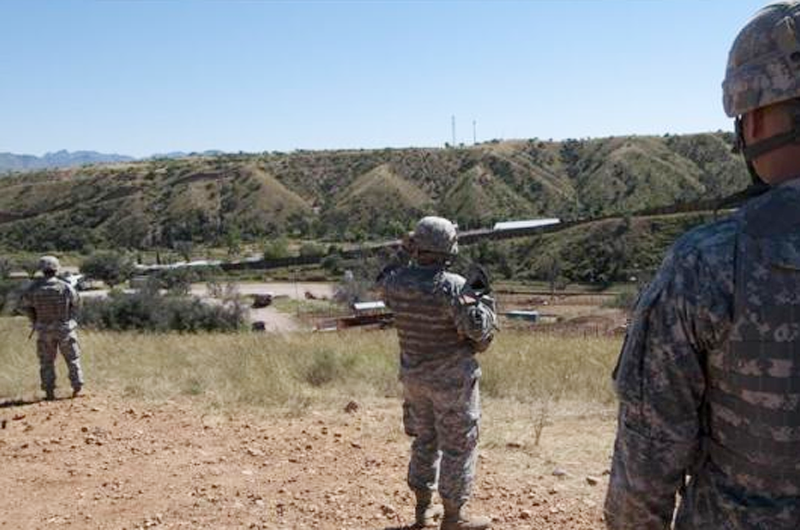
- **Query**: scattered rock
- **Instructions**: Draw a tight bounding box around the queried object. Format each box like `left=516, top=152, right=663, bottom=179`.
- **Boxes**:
left=506, top=441, right=524, bottom=449
left=344, top=401, right=360, bottom=414
left=586, top=476, right=600, bottom=486
left=552, top=468, right=568, bottom=477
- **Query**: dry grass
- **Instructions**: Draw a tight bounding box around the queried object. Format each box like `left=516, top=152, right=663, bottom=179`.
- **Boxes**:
left=0, top=318, right=621, bottom=416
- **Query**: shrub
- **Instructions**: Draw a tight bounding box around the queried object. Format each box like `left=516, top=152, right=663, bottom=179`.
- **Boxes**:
left=0, top=257, right=11, bottom=279
left=301, top=348, right=358, bottom=387
left=79, top=289, right=247, bottom=332
left=603, top=287, right=640, bottom=312
left=0, top=279, right=27, bottom=314
left=321, top=254, right=342, bottom=275
left=299, top=242, right=324, bottom=257
left=263, top=238, right=289, bottom=260
left=148, top=266, right=221, bottom=295
left=80, top=251, right=135, bottom=287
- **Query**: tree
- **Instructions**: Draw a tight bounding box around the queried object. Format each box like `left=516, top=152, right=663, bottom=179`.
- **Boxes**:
left=174, top=240, right=194, bottom=262
left=224, top=227, right=242, bottom=257
left=80, top=252, right=135, bottom=287
left=263, top=238, right=289, bottom=260
left=299, top=242, right=324, bottom=257
left=21, top=259, right=39, bottom=279
left=0, top=257, right=11, bottom=280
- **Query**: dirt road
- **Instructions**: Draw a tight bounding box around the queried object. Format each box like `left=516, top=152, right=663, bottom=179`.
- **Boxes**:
left=0, top=394, right=611, bottom=529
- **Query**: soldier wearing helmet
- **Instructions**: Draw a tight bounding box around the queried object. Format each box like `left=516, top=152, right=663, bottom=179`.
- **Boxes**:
left=19, top=256, right=84, bottom=401
left=605, top=2, right=800, bottom=528
left=377, top=216, right=496, bottom=530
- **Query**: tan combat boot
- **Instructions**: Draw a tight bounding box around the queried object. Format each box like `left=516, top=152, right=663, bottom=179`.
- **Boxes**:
left=414, top=489, right=443, bottom=528
left=439, top=499, right=491, bottom=530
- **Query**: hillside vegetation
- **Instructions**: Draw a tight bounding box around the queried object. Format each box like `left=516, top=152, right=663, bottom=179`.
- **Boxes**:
left=0, top=133, right=748, bottom=252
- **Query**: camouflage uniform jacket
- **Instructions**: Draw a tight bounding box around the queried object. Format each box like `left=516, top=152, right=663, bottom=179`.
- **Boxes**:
left=19, top=276, right=80, bottom=333
left=606, top=179, right=800, bottom=529
left=377, top=264, right=496, bottom=386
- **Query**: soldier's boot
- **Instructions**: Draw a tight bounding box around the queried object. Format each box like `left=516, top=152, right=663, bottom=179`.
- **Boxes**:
left=439, top=500, right=491, bottom=530
left=413, top=489, right=443, bottom=528
left=44, top=389, right=55, bottom=401
left=72, top=386, right=82, bottom=398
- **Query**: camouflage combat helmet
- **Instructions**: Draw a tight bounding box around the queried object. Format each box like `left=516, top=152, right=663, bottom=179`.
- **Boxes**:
left=38, top=255, right=60, bottom=273
left=724, top=1, right=800, bottom=180
left=411, top=216, right=458, bottom=256
left=723, top=1, right=800, bottom=118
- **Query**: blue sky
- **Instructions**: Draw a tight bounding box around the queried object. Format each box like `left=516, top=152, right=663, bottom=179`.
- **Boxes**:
left=0, top=0, right=767, bottom=157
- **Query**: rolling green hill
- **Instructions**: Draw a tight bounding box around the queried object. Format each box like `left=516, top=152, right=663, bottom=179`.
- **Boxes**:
left=0, top=133, right=749, bottom=252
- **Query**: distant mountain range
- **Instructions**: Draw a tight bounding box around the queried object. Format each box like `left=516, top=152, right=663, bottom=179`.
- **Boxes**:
left=0, top=150, right=136, bottom=172
left=0, top=149, right=227, bottom=173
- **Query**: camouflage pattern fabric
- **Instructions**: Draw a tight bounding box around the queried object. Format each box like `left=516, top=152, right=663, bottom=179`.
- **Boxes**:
left=404, top=376, right=480, bottom=504
left=19, top=276, right=79, bottom=332
left=19, top=277, right=83, bottom=393
left=723, top=1, right=800, bottom=117
left=605, top=179, right=800, bottom=529
left=37, top=330, right=83, bottom=393
left=378, top=263, right=495, bottom=504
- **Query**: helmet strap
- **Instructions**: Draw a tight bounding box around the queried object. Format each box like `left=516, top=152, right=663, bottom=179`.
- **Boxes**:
left=734, top=101, right=800, bottom=181
left=416, top=250, right=451, bottom=267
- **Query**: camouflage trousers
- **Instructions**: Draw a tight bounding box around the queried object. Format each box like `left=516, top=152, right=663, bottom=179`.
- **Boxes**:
left=36, top=330, right=83, bottom=392
left=403, top=375, right=480, bottom=505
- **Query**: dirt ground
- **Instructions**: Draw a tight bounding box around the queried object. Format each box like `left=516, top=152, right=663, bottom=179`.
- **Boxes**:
left=189, top=282, right=334, bottom=301
left=0, top=393, right=614, bottom=530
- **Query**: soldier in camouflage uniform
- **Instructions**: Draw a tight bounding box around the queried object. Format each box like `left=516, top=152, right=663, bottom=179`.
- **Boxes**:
left=377, top=216, right=496, bottom=530
left=19, top=256, right=83, bottom=401
left=605, top=2, right=800, bottom=528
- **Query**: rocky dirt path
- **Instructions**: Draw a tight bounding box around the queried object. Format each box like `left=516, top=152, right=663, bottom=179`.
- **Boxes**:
left=0, top=393, right=609, bottom=529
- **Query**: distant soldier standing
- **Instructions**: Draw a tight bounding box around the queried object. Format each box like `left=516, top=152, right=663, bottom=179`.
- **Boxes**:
left=606, top=2, right=800, bottom=528
left=377, top=216, right=496, bottom=530
left=20, top=256, right=83, bottom=401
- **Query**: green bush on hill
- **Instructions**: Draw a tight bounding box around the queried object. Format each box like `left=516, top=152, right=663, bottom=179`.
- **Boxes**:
left=80, top=251, right=135, bottom=287
left=79, top=288, right=247, bottom=332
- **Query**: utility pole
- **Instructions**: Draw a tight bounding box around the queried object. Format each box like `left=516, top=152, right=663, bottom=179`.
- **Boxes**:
left=473, top=120, right=477, bottom=145
left=451, top=115, right=456, bottom=147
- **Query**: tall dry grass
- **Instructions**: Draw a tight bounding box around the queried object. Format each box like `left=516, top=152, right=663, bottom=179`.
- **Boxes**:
left=0, top=317, right=621, bottom=413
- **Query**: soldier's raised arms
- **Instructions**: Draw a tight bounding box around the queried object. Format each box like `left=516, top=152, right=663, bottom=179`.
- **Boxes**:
left=380, top=216, right=496, bottom=530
